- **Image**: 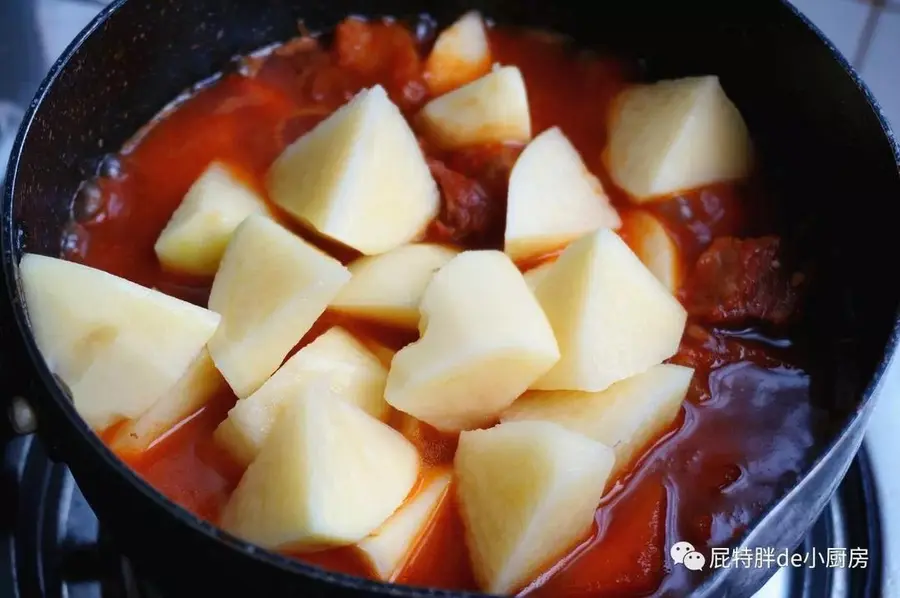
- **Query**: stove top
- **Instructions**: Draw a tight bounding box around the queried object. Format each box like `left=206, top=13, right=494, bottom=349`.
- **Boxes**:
left=0, top=1, right=894, bottom=597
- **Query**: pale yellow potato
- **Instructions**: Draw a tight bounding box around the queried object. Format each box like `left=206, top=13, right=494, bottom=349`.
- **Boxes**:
left=505, top=127, right=621, bottom=262
left=110, top=349, right=225, bottom=455
left=154, top=161, right=270, bottom=276
left=455, top=420, right=615, bottom=594
left=18, top=253, right=220, bottom=431
left=531, top=229, right=687, bottom=392
left=417, top=66, right=531, bottom=150
left=364, top=341, right=398, bottom=369
left=331, top=244, right=458, bottom=329
left=214, top=326, right=390, bottom=467
left=523, top=261, right=555, bottom=292
left=207, top=215, right=351, bottom=398
left=393, top=411, right=459, bottom=466
left=266, top=85, right=439, bottom=255
left=606, top=75, right=752, bottom=201
left=384, top=250, right=559, bottom=432
left=220, top=392, right=420, bottom=551
left=425, top=11, right=492, bottom=96
left=621, top=210, right=682, bottom=293
left=357, top=471, right=453, bottom=581
left=213, top=417, right=255, bottom=471
left=502, top=364, right=693, bottom=477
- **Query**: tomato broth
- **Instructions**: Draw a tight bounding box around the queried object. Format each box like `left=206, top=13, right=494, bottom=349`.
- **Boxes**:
left=62, top=17, right=824, bottom=597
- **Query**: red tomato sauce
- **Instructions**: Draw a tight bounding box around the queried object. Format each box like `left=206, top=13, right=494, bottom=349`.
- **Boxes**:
left=62, top=17, right=822, bottom=597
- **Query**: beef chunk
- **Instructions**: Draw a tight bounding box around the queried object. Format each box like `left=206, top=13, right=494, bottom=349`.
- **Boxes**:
left=683, top=236, right=803, bottom=327
left=426, top=159, right=500, bottom=247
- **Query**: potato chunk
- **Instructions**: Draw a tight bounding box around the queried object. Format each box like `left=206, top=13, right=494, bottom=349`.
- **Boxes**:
left=417, top=66, right=531, bottom=150
left=523, top=261, right=555, bottom=292
left=620, top=210, right=682, bottom=293
left=361, top=340, right=398, bottom=369
left=220, top=392, right=419, bottom=551
left=110, top=349, right=225, bottom=455
left=331, top=244, right=458, bottom=328
left=207, top=215, right=351, bottom=398
left=358, top=471, right=453, bottom=581
left=424, top=11, right=492, bottom=96
left=455, top=420, right=614, bottom=594
left=606, top=75, right=752, bottom=201
left=154, top=161, right=270, bottom=276
left=505, top=127, right=621, bottom=262
left=19, top=254, right=220, bottom=431
left=532, top=229, right=687, bottom=392
left=214, top=326, right=389, bottom=467
left=266, top=85, right=439, bottom=255
left=502, top=364, right=693, bottom=476
left=384, top=251, right=559, bottom=431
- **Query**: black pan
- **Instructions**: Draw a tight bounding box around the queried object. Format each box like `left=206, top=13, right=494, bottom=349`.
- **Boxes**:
left=2, top=0, right=900, bottom=596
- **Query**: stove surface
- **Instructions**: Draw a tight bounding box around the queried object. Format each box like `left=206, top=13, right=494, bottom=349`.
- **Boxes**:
left=0, top=0, right=897, bottom=597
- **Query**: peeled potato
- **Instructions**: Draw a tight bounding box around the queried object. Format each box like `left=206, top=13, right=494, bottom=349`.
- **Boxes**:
left=455, top=420, right=615, bottom=594
left=425, top=11, right=492, bottom=96
left=384, top=250, right=559, bottom=432
left=606, top=75, right=752, bottom=200
left=331, top=244, right=459, bottom=329
left=266, top=85, right=439, bottom=255
left=393, top=411, right=459, bottom=467
left=502, top=364, right=693, bottom=476
left=111, top=349, right=225, bottom=455
left=620, top=210, right=682, bottom=293
left=214, top=326, right=390, bottom=467
left=358, top=471, right=453, bottom=581
left=363, top=340, right=399, bottom=369
left=418, top=66, right=531, bottom=150
left=532, top=229, right=687, bottom=392
left=523, top=261, right=555, bottom=292
left=154, top=161, right=270, bottom=276
left=505, top=127, right=621, bottom=262
left=207, top=215, right=351, bottom=398
left=19, top=253, right=220, bottom=431
left=220, top=392, right=420, bottom=551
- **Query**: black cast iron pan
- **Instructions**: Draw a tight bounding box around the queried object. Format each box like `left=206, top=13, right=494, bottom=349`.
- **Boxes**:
left=2, top=0, right=900, bottom=596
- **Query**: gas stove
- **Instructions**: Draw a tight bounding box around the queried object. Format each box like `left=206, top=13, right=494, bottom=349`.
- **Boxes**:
left=0, top=1, right=896, bottom=597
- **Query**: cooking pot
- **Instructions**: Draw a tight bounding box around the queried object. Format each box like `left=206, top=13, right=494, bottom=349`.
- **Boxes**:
left=2, top=0, right=899, bottom=596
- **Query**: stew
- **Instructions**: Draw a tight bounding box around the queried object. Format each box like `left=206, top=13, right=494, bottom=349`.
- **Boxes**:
left=35, top=13, right=826, bottom=598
